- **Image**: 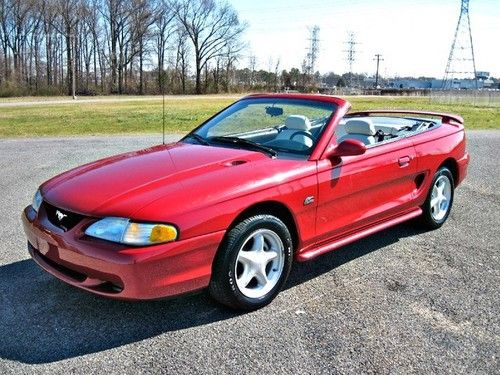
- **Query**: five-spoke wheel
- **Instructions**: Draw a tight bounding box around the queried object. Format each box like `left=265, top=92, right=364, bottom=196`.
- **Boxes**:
left=420, top=167, right=455, bottom=229
left=235, top=229, right=285, bottom=299
left=209, top=215, right=293, bottom=310
left=430, top=175, right=452, bottom=221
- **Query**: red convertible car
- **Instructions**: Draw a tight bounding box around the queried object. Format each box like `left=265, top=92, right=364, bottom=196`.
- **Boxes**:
left=22, top=94, right=469, bottom=310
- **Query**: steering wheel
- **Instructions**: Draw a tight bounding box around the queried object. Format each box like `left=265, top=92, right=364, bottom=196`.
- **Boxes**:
left=290, top=131, right=315, bottom=144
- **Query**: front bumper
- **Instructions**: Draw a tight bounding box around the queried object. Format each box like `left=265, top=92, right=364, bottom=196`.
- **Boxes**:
left=22, top=206, right=225, bottom=300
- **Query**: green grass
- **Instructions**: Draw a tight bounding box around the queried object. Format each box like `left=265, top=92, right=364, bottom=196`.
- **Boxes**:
left=0, top=95, right=498, bottom=138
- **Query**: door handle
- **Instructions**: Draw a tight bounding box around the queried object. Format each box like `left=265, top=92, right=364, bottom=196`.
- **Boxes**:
left=398, top=156, right=411, bottom=167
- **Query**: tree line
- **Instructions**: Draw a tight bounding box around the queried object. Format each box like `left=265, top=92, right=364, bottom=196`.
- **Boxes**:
left=0, top=0, right=248, bottom=96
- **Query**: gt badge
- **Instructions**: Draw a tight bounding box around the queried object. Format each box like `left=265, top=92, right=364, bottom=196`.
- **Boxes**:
left=304, top=196, right=315, bottom=206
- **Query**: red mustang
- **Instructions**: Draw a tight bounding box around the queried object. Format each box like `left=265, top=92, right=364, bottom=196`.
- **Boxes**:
left=22, top=94, right=469, bottom=310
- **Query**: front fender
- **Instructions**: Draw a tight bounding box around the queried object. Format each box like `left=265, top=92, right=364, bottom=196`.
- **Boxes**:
left=158, top=173, right=319, bottom=249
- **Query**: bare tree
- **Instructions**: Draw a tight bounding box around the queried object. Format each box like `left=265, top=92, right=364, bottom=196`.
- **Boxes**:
left=101, top=0, right=129, bottom=93
left=222, top=38, right=244, bottom=92
left=153, top=0, right=174, bottom=91
left=173, top=0, right=246, bottom=94
left=84, top=0, right=104, bottom=91
left=40, top=0, right=57, bottom=87
left=130, top=0, right=155, bottom=94
left=1, top=0, right=35, bottom=82
left=0, top=0, right=11, bottom=81
left=174, top=28, right=189, bottom=94
left=55, top=0, right=80, bottom=96
left=27, top=6, right=42, bottom=91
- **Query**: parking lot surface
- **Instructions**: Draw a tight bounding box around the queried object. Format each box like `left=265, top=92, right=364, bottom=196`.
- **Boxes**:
left=0, top=131, right=498, bottom=374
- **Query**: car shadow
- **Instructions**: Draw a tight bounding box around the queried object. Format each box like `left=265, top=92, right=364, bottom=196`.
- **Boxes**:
left=0, top=223, right=423, bottom=364
left=286, top=223, right=423, bottom=289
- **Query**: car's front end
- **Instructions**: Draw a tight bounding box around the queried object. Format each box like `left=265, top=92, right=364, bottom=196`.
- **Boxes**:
left=22, top=192, right=224, bottom=300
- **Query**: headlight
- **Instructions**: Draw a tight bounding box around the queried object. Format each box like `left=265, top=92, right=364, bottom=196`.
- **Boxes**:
left=84, top=217, right=178, bottom=246
left=32, top=189, right=43, bottom=213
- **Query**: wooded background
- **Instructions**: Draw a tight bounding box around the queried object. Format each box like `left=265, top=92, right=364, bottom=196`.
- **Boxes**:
left=0, top=0, right=257, bottom=96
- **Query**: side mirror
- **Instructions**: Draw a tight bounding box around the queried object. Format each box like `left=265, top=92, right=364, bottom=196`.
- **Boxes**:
left=325, top=139, right=366, bottom=159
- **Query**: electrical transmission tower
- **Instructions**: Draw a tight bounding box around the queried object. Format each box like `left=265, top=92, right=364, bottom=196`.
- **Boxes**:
left=442, top=0, right=477, bottom=89
left=344, top=32, right=359, bottom=87
left=305, top=26, right=320, bottom=76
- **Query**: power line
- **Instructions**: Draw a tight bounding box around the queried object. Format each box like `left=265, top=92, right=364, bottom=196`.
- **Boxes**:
left=442, top=0, right=478, bottom=89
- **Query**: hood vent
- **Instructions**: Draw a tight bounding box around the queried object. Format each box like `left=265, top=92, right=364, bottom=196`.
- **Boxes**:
left=223, top=160, right=247, bottom=167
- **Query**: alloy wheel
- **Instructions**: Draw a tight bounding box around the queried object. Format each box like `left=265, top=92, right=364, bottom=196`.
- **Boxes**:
left=234, top=229, right=285, bottom=299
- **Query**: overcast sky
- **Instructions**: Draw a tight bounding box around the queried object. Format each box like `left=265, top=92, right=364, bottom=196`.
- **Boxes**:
left=230, top=0, right=500, bottom=78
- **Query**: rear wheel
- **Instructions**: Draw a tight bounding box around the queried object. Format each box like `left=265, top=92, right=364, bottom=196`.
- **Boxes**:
left=209, top=215, right=293, bottom=310
left=420, top=167, right=454, bottom=229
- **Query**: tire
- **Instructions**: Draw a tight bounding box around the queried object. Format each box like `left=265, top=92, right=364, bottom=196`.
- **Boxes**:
left=209, top=215, right=293, bottom=310
left=419, top=167, right=454, bottom=229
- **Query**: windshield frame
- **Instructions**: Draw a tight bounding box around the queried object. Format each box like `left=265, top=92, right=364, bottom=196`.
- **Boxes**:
left=182, top=96, right=340, bottom=160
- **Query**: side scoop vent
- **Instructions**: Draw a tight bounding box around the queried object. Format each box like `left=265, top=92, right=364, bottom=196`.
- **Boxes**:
left=415, top=173, right=426, bottom=189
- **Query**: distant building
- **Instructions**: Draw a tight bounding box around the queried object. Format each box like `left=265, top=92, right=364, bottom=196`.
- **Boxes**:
left=476, top=71, right=490, bottom=80
left=389, top=79, right=431, bottom=89
left=388, top=78, right=484, bottom=90
left=431, top=79, right=482, bottom=90
left=483, top=78, right=495, bottom=89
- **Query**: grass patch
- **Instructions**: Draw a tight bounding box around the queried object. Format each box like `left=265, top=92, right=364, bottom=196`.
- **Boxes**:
left=0, top=95, right=498, bottom=138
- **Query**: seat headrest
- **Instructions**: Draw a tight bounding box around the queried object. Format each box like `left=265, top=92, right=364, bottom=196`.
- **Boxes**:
left=285, top=115, right=312, bottom=131
left=345, top=119, right=376, bottom=136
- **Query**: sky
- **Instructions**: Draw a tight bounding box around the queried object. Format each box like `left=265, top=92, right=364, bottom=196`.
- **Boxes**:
left=229, top=0, right=500, bottom=78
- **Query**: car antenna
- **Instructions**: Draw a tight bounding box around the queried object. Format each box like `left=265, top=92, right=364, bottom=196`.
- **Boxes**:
left=162, top=72, right=166, bottom=145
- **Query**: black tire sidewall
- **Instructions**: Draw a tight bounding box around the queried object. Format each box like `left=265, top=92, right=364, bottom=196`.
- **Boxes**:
left=423, top=167, right=454, bottom=228
left=211, top=215, right=293, bottom=310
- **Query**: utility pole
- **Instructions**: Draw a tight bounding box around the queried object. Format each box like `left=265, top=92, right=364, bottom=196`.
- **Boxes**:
left=374, top=54, right=383, bottom=88
left=71, top=33, right=77, bottom=100
left=249, top=55, right=257, bottom=87
left=442, top=0, right=478, bottom=89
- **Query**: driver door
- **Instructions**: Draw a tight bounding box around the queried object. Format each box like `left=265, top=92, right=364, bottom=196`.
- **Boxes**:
left=314, top=137, right=418, bottom=243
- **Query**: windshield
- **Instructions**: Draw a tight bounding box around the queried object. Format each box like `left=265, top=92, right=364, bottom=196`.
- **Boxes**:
left=185, top=98, right=338, bottom=159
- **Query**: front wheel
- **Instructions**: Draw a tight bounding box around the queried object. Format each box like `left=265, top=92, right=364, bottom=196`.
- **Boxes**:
left=209, top=215, right=293, bottom=310
left=420, top=167, right=454, bottom=229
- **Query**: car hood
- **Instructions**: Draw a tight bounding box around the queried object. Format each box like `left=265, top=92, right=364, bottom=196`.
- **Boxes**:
left=41, top=142, right=312, bottom=220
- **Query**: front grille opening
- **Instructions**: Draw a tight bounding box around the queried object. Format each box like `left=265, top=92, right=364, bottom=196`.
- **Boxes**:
left=31, top=245, right=124, bottom=295
left=91, top=282, right=123, bottom=294
left=44, top=202, right=85, bottom=231
left=33, top=245, right=87, bottom=282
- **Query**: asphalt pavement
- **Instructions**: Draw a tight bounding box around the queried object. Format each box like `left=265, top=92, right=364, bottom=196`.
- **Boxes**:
left=0, top=131, right=498, bottom=374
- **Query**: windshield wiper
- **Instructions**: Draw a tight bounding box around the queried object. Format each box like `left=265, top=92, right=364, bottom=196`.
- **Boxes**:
left=209, top=136, right=277, bottom=158
left=183, top=133, right=210, bottom=145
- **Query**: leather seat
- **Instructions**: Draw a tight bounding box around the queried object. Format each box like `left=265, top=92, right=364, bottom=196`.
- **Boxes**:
left=337, top=118, right=376, bottom=145
left=276, top=115, right=313, bottom=147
